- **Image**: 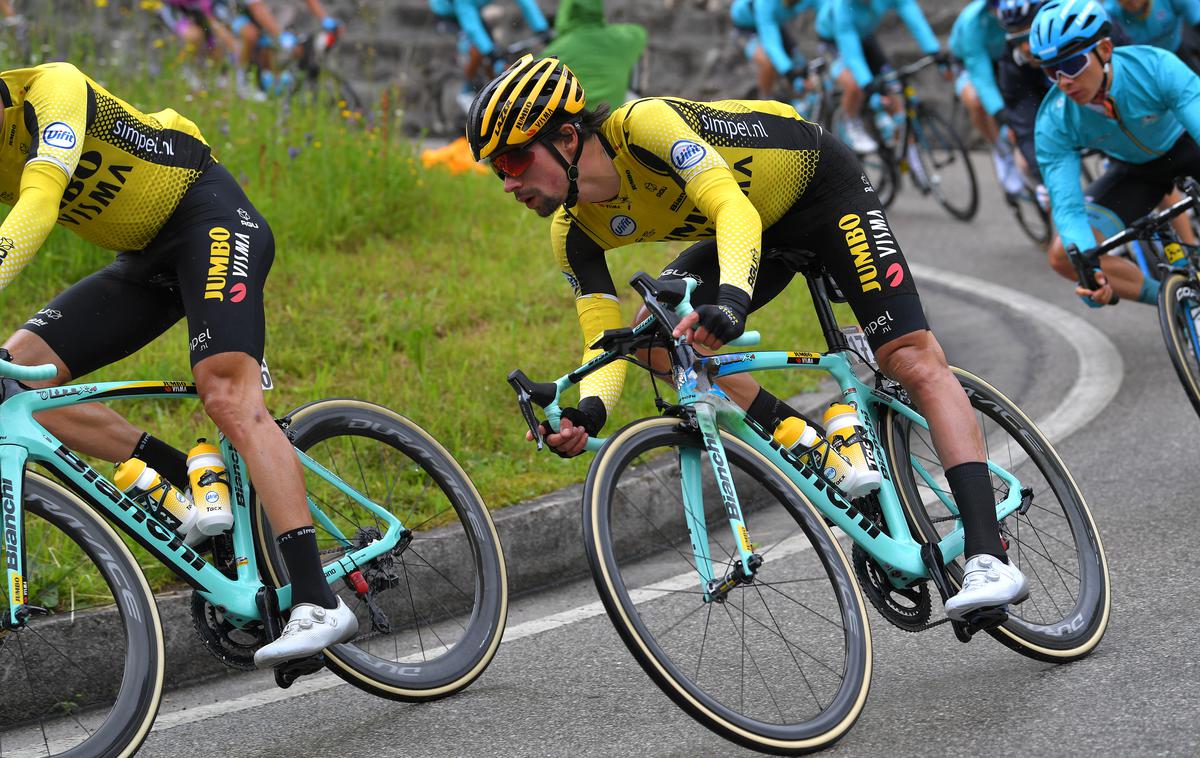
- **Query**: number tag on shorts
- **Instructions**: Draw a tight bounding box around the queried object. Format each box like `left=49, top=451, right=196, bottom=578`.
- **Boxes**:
left=260, top=356, right=274, bottom=391
left=842, top=326, right=877, bottom=367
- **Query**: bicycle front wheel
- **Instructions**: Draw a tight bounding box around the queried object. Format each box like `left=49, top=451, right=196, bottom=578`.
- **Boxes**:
left=254, top=399, right=507, bottom=701
left=0, top=470, right=164, bottom=758
left=1007, top=189, right=1052, bottom=248
left=1157, top=271, right=1200, bottom=419
left=584, top=417, right=872, bottom=755
left=911, top=108, right=979, bottom=221
left=882, top=368, right=1110, bottom=662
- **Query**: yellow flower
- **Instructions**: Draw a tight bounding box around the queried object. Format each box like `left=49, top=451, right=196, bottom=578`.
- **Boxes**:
left=95, top=0, right=109, bottom=7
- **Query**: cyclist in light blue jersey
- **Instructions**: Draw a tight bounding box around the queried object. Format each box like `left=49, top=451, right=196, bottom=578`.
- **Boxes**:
left=1104, top=0, right=1200, bottom=69
left=431, top=0, right=551, bottom=110
left=1033, top=0, right=1200, bottom=306
left=816, top=0, right=945, bottom=152
left=952, top=0, right=1026, bottom=194
left=730, top=0, right=824, bottom=98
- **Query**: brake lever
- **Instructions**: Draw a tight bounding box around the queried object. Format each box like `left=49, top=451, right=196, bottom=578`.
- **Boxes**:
left=507, top=375, right=545, bottom=450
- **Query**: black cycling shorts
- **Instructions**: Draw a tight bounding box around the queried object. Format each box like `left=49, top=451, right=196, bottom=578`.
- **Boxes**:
left=22, top=162, right=275, bottom=378
left=660, top=127, right=927, bottom=351
left=1086, top=132, right=1200, bottom=229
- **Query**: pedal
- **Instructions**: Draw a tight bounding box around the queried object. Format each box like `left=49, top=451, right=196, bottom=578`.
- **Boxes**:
left=962, top=606, right=1009, bottom=637
left=274, top=653, right=325, bottom=689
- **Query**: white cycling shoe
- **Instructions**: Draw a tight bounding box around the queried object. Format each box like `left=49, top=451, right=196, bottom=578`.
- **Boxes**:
left=842, top=117, right=879, bottom=153
left=254, top=597, right=359, bottom=668
left=943, top=554, right=1029, bottom=621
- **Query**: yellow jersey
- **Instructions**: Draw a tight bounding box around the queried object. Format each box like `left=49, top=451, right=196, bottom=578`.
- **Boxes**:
left=0, top=62, right=213, bottom=289
left=551, top=97, right=823, bottom=412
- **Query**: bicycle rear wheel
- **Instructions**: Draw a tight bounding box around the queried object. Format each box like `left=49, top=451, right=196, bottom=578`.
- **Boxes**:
left=1157, top=271, right=1200, bottom=419
left=254, top=399, right=507, bottom=701
left=881, top=368, right=1110, bottom=662
left=910, top=108, right=978, bottom=221
left=1007, top=188, right=1052, bottom=248
left=0, top=471, right=163, bottom=758
left=584, top=417, right=871, bottom=755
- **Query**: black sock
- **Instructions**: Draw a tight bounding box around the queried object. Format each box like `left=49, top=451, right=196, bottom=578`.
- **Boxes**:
left=945, top=462, right=1008, bottom=561
left=746, top=387, right=823, bottom=435
left=277, top=526, right=338, bottom=609
left=132, top=433, right=190, bottom=490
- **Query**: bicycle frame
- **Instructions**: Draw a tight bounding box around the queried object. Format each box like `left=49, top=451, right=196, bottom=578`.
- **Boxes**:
left=519, top=275, right=1027, bottom=599
left=0, top=379, right=404, bottom=628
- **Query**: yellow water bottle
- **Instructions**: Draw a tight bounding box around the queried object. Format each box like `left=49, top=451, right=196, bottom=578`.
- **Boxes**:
left=822, top=404, right=882, bottom=498
left=187, top=440, right=233, bottom=536
left=771, top=416, right=858, bottom=494
left=114, top=458, right=199, bottom=538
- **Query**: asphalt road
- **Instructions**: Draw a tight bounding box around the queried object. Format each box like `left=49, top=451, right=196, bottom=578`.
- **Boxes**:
left=130, top=175, right=1200, bottom=756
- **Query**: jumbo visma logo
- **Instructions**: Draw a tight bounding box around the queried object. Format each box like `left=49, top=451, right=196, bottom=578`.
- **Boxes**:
left=42, top=122, right=77, bottom=150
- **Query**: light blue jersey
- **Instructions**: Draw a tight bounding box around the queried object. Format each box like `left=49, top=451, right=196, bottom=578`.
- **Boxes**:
left=429, top=0, right=549, bottom=56
left=731, top=0, right=825, bottom=75
left=1036, top=45, right=1200, bottom=252
left=816, top=0, right=940, bottom=86
left=949, top=0, right=1007, bottom=116
left=1103, top=0, right=1200, bottom=52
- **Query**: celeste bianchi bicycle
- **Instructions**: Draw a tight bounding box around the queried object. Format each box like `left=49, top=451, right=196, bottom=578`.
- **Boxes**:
left=509, top=263, right=1109, bottom=754
left=0, top=352, right=506, bottom=757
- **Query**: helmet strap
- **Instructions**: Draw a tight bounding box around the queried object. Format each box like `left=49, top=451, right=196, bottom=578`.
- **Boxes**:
left=544, top=122, right=586, bottom=209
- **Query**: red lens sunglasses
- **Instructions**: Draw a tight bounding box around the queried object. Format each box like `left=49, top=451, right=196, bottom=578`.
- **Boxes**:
left=491, top=145, right=538, bottom=180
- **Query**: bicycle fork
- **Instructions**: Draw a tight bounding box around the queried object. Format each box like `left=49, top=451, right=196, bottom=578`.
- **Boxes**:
left=679, top=399, right=762, bottom=603
left=0, top=445, right=46, bottom=630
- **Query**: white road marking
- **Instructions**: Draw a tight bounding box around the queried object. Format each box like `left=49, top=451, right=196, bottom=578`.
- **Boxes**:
left=148, top=266, right=1122, bottom=732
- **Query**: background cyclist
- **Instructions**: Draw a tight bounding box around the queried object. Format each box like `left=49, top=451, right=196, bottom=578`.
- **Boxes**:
left=815, top=0, right=946, bottom=153
left=951, top=0, right=1025, bottom=196
left=1033, top=0, right=1200, bottom=306
left=430, top=0, right=552, bottom=112
left=729, top=0, right=823, bottom=99
left=1104, top=0, right=1200, bottom=72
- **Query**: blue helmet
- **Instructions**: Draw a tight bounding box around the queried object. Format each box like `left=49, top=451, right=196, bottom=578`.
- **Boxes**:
left=1029, top=0, right=1112, bottom=64
left=997, top=0, right=1046, bottom=31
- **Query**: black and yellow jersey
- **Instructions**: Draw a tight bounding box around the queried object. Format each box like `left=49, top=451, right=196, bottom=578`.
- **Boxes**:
left=551, top=97, right=822, bottom=411
left=0, top=62, right=212, bottom=289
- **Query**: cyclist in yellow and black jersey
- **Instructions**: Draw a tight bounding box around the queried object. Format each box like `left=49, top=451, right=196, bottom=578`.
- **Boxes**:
left=0, top=62, right=357, bottom=665
left=468, top=55, right=1030, bottom=619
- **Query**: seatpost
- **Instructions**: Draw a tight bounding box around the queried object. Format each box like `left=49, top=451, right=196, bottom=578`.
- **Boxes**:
left=807, top=275, right=849, bottom=353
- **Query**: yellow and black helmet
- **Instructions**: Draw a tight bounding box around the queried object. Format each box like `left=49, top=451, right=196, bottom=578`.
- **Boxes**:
left=466, top=55, right=586, bottom=162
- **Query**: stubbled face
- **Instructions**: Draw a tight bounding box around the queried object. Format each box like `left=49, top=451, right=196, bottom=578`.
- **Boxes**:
left=499, top=141, right=569, bottom=218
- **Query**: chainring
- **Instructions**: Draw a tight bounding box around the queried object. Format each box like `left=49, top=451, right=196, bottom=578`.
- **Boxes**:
left=191, top=591, right=266, bottom=671
left=852, top=543, right=932, bottom=632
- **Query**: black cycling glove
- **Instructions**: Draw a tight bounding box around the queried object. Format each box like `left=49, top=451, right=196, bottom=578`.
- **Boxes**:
left=694, top=285, right=751, bottom=345
left=538, top=397, right=607, bottom=458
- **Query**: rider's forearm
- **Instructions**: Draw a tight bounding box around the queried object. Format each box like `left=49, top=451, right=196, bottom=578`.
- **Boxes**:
left=0, top=163, right=68, bottom=290
left=897, top=0, right=940, bottom=55
left=576, top=294, right=627, bottom=417
left=755, top=0, right=793, bottom=75
left=688, top=170, right=762, bottom=298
